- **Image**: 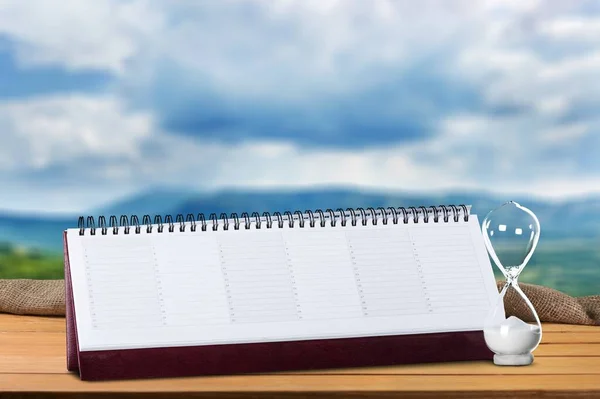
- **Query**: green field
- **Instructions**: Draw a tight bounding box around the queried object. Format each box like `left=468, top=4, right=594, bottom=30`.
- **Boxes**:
left=508, top=239, right=600, bottom=297
left=0, top=242, right=64, bottom=280
left=0, top=240, right=598, bottom=297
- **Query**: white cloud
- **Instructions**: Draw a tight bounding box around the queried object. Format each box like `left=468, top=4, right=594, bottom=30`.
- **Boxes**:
left=481, top=0, right=541, bottom=12
left=0, top=0, right=164, bottom=74
left=115, top=131, right=473, bottom=196
left=1, top=92, right=599, bottom=214
left=538, top=17, right=600, bottom=41
left=0, top=92, right=487, bottom=212
left=0, top=95, right=152, bottom=171
left=0, top=1, right=518, bottom=96
left=125, top=121, right=600, bottom=201
left=535, top=97, right=569, bottom=114
left=540, top=123, right=589, bottom=145
left=539, top=51, right=600, bottom=81
left=0, top=1, right=600, bottom=213
left=150, top=0, right=528, bottom=102
left=1, top=0, right=597, bottom=111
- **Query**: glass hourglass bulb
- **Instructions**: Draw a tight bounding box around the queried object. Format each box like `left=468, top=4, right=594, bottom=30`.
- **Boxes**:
left=481, top=201, right=542, bottom=366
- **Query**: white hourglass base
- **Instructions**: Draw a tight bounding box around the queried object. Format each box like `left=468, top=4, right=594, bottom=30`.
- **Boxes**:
left=493, top=353, right=534, bottom=366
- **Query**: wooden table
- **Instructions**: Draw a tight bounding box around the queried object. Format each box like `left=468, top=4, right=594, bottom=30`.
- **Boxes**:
left=1, top=314, right=599, bottom=398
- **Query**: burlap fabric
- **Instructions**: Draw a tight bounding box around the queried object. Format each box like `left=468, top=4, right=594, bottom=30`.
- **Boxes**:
left=0, top=279, right=598, bottom=325
left=0, top=279, right=65, bottom=316
left=496, top=281, right=600, bottom=326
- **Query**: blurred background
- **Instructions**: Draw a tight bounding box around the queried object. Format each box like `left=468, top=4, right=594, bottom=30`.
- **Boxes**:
left=0, top=0, right=599, bottom=295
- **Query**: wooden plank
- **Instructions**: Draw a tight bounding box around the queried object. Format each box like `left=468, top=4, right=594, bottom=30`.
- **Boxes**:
left=0, top=356, right=65, bottom=374
left=3, top=331, right=600, bottom=346
left=542, top=324, right=600, bottom=332
left=288, top=357, right=600, bottom=375
left=0, top=374, right=599, bottom=393
left=2, top=333, right=600, bottom=356
left=543, top=332, right=600, bottom=343
left=1, top=315, right=597, bottom=333
left=0, top=314, right=64, bottom=333
left=536, top=344, right=600, bottom=356
left=2, top=355, right=600, bottom=376
left=1, top=331, right=599, bottom=347
left=0, top=332, right=600, bottom=356
left=0, top=332, right=598, bottom=375
left=1, top=327, right=599, bottom=346
left=0, top=314, right=597, bottom=334
left=0, top=332, right=64, bottom=357
left=0, top=315, right=599, bottom=397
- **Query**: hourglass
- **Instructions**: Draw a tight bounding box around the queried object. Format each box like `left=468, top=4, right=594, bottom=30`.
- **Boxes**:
left=482, top=201, right=542, bottom=366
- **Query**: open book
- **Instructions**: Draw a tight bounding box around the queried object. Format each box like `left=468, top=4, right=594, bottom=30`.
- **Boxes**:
left=65, top=205, right=498, bottom=380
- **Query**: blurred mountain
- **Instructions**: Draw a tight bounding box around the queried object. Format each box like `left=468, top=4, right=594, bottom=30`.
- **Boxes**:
left=96, top=187, right=199, bottom=217
left=1, top=188, right=599, bottom=252
left=0, top=212, right=72, bottom=252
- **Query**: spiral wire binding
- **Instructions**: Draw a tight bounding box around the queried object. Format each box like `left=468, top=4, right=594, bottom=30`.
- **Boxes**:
left=77, top=204, right=470, bottom=236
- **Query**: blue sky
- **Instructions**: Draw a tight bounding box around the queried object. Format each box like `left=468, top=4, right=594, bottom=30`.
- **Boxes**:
left=0, top=0, right=600, bottom=214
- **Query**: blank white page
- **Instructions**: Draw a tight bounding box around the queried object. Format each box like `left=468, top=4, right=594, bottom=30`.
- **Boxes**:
left=67, top=214, right=498, bottom=352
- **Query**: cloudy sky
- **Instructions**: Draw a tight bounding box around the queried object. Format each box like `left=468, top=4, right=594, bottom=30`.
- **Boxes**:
left=1, top=0, right=599, bottom=214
